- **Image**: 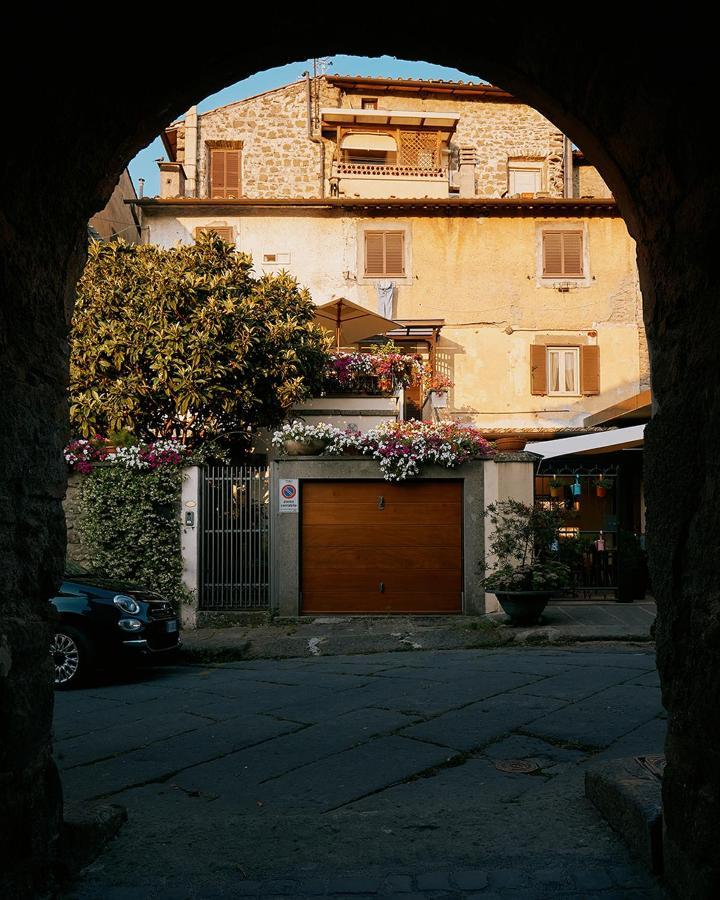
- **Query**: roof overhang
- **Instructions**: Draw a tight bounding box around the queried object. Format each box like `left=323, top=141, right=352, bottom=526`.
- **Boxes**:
left=583, top=390, right=652, bottom=428
left=321, top=107, right=460, bottom=129
left=526, top=424, right=645, bottom=460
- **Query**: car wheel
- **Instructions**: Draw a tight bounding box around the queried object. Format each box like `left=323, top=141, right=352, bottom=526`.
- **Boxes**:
left=51, top=626, right=91, bottom=689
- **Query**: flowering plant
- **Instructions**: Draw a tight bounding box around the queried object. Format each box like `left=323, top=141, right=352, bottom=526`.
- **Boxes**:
left=423, top=371, right=454, bottom=393
left=323, top=346, right=423, bottom=394
left=271, top=420, right=343, bottom=449
left=64, top=436, right=111, bottom=474
left=349, top=420, right=494, bottom=482
left=65, top=436, right=190, bottom=473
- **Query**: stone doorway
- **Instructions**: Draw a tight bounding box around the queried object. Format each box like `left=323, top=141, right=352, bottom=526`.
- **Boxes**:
left=1, top=20, right=717, bottom=898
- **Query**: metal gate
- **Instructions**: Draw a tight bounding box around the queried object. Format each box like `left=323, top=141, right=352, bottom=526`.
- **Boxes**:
left=199, top=465, right=270, bottom=609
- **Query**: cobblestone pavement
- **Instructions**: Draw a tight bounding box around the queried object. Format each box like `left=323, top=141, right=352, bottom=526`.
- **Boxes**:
left=54, top=646, right=667, bottom=898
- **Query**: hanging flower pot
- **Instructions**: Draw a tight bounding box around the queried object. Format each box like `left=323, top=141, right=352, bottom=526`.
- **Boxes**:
left=594, top=478, right=613, bottom=498
left=549, top=478, right=564, bottom=498
left=571, top=476, right=582, bottom=498
left=430, top=389, right=448, bottom=409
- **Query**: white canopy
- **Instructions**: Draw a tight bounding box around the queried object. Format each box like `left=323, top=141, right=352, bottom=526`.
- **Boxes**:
left=526, top=424, right=645, bottom=460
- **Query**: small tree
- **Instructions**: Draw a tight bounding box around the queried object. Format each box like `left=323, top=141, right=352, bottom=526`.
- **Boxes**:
left=70, top=234, right=331, bottom=445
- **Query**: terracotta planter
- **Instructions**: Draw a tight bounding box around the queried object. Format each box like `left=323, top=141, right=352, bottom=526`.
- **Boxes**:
left=495, top=436, right=526, bottom=452
left=550, top=486, right=563, bottom=498
left=596, top=486, right=607, bottom=497
left=493, top=590, right=553, bottom=626
left=282, top=438, right=327, bottom=456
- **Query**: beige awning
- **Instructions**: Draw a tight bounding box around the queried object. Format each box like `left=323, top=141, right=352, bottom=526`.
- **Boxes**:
left=526, top=424, right=645, bottom=460
left=314, top=298, right=400, bottom=349
left=341, top=133, right=397, bottom=151
left=321, top=107, right=460, bottom=129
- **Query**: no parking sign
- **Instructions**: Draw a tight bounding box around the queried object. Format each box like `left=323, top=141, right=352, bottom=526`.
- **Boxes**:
left=279, top=479, right=299, bottom=513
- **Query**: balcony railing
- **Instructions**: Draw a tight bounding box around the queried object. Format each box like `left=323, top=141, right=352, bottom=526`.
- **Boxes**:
left=334, top=162, right=447, bottom=179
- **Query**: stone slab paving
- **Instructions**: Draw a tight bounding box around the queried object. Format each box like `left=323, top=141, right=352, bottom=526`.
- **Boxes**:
left=55, top=646, right=667, bottom=898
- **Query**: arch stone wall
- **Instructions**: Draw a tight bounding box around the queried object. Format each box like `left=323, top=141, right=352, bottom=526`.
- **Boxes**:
left=1, top=18, right=717, bottom=898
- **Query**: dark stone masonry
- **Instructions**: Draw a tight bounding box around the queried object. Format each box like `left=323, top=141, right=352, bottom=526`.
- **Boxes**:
left=1, top=16, right=718, bottom=898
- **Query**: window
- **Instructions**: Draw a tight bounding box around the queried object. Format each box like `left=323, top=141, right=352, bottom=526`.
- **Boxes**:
left=364, top=231, right=405, bottom=277
left=208, top=147, right=242, bottom=199
left=547, top=347, right=579, bottom=395
left=530, top=343, right=600, bottom=396
left=508, top=162, right=543, bottom=195
left=194, top=225, right=234, bottom=243
left=361, top=98, right=378, bottom=109
left=341, top=133, right=397, bottom=166
left=542, top=230, right=584, bottom=277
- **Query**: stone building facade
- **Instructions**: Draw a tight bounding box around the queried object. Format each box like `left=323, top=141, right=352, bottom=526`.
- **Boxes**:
left=143, top=73, right=645, bottom=441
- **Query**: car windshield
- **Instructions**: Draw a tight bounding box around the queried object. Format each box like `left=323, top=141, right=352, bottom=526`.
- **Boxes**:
left=64, top=560, right=95, bottom=577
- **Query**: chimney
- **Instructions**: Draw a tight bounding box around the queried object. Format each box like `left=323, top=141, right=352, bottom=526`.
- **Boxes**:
left=458, top=146, right=476, bottom=197
left=158, top=162, right=186, bottom=198
left=184, top=106, right=198, bottom=197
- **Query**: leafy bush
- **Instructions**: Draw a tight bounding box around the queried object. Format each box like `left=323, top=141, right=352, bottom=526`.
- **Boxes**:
left=483, top=499, right=571, bottom=592
left=77, top=465, right=190, bottom=606
left=70, top=234, right=331, bottom=446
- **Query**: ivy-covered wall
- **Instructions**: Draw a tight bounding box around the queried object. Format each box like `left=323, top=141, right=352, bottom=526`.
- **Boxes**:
left=64, top=464, right=190, bottom=607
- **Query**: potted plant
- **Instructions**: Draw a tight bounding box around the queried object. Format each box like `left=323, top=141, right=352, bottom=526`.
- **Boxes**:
left=548, top=477, right=564, bottom=498
left=423, top=371, right=454, bottom=408
left=594, top=477, right=613, bottom=498
left=482, top=499, right=571, bottom=625
left=271, top=420, right=339, bottom=456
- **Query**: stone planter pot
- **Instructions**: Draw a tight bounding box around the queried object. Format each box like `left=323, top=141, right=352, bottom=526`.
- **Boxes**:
left=430, top=390, right=448, bottom=408
left=282, top=439, right=327, bottom=456
left=495, top=436, right=526, bottom=452
left=493, top=590, right=553, bottom=626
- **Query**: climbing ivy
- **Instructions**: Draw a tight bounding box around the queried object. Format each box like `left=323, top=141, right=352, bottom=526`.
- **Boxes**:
left=77, top=464, right=190, bottom=606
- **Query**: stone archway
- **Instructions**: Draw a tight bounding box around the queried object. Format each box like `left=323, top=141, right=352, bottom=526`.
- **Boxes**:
left=1, top=18, right=717, bottom=898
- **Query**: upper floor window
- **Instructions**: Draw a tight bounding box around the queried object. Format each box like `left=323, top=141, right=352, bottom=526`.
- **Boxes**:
left=508, top=161, right=543, bottom=196
left=530, top=342, right=600, bottom=396
left=542, top=229, right=584, bottom=278
left=364, top=230, right=405, bottom=277
left=194, top=225, right=234, bottom=243
left=208, top=144, right=242, bottom=199
left=361, top=98, right=378, bottom=109
left=547, top=347, right=580, bottom=395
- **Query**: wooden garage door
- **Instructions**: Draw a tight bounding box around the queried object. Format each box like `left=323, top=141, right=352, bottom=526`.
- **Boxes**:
left=301, top=480, right=462, bottom=614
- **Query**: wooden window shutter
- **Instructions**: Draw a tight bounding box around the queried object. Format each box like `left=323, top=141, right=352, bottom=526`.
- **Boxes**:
left=209, top=149, right=242, bottom=199
left=581, top=345, right=600, bottom=394
left=530, top=344, right=547, bottom=395
left=543, top=230, right=584, bottom=277
left=385, top=232, right=405, bottom=276
left=364, top=231, right=405, bottom=277
left=365, top=232, right=385, bottom=275
left=194, top=226, right=234, bottom=243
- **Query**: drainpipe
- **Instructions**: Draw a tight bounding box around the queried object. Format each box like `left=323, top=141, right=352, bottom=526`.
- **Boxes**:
left=185, top=105, right=198, bottom=198
left=563, top=135, right=573, bottom=198
left=304, top=71, right=325, bottom=197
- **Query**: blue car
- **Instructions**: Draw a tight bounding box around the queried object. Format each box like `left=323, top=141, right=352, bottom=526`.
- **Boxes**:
left=50, top=562, right=182, bottom=688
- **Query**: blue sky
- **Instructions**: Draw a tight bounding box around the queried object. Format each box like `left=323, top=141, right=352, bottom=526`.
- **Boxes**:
left=129, top=56, right=482, bottom=197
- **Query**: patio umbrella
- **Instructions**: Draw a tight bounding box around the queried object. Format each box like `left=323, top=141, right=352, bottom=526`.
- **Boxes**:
left=314, top=297, right=400, bottom=349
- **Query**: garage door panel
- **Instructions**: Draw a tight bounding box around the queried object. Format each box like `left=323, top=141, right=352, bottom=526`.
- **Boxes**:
left=301, top=479, right=462, bottom=615
left=303, top=523, right=461, bottom=548
left=302, top=546, right=461, bottom=570
left=302, top=501, right=461, bottom=526
left=303, top=570, right=463, bottom=592
left=303, top=481, right=462, bottom=504
left=302, top=592, right=463, bottom=614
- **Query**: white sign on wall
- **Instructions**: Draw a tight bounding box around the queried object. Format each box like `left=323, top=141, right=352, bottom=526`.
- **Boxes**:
left=279, top=479, right=299, bottom=513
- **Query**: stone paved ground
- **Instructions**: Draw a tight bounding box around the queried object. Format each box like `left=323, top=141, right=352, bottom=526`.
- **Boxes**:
left=54, top=646, right=667, bottom=899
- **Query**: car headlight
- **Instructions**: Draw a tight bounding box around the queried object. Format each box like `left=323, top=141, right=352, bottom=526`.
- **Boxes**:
left=118, top=618, right=144, bottom=632
left=114, top=594, right=141, bottom=615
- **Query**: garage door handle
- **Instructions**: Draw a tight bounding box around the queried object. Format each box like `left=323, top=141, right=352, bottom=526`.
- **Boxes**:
left=379, top=582, right=385, bottom=593
left=378, top=496, right=385, bottom=509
